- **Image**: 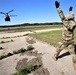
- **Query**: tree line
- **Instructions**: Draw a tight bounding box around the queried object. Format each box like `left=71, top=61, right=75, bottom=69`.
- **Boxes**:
left=0, top=22, right=62, bottom=27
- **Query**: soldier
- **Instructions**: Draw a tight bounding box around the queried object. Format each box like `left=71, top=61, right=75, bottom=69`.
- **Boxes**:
left=52, top=1, right=76, bottom=70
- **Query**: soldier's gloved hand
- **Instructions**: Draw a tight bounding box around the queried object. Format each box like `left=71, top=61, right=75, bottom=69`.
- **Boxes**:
left=55, top=1, right=60, bottom=8
left=69, top=6, right=73, bottom=11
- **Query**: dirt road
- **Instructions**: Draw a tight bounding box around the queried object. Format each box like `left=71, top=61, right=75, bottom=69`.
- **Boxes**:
left=0, top=28, right=62, bottom=38
left=0, top=29, right=76, bottom=75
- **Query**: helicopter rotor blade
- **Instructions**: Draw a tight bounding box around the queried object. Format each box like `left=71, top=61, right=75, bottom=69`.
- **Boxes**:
left=9, top=15, right=17, bottom=17
left=0, top=15, right=5, bottom=17
left=0, top=12, right=5, bottom=15
left=7, top=10, right=14, bottom=14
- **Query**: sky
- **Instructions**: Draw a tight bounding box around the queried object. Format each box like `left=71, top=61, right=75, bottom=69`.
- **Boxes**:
left=0, top=0, right=76, bottom=25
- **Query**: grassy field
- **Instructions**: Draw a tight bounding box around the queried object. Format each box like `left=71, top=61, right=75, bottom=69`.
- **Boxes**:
left=0, top=25, right=62, bottom=32
left=30, top=29, right=76, bottom=47
left=14, top=25, right=62, bottom=32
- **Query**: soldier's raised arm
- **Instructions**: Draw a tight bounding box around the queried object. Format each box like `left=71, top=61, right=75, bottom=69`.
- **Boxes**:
left=68, top=6, right=76, bottom=29
left=55, top=1, right=65, bottom=21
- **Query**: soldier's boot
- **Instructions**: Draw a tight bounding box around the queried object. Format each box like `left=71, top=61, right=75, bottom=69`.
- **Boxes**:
left=73, top=62, right=76, bottom=70
left=52, top=49, right=61, bottom=61
left=52, top=53, right=58, bottom=61
left=52, top=55, right=58, bottom=61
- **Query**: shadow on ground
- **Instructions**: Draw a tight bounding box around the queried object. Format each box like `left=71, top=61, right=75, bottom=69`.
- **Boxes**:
left=57, top=44, right=76, bottom=59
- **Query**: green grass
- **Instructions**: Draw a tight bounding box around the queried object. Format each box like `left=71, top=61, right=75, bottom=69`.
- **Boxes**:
left=13, top=64, right=41, bottom=75
left=13, top=64, right=34, bottom=75
left=0, top=45, right=34, bottom=60
left=26, top=45, right=34, bottom=50
left=13, top=48, right=26, bottom=54
left=13, top=25, right=62, bottom=32
left=0, top=25, right=62, bottom=32
left=30, top=29, right=76, bottom=47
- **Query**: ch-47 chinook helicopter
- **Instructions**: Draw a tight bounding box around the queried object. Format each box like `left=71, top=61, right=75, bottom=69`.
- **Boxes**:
left=0, top=10, right=17, bottom=22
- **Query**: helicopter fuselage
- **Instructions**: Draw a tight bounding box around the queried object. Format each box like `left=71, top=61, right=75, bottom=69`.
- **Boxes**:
left=0, top=10, right=15, bottom=22
left=5, top=13, right=10, bottom=21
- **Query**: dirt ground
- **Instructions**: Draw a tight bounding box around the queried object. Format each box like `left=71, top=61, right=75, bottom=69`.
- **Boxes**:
left=0, top=29, right=76, bottom=75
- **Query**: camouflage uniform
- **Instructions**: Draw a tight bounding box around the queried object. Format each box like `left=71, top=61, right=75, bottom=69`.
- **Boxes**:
left=54, top=7, right=76, bottom=63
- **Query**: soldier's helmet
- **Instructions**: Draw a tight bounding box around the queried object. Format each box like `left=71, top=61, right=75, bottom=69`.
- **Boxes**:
left=66, top=6, right=74, bottom=20
left=66, top=11, right=74, bottom=20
